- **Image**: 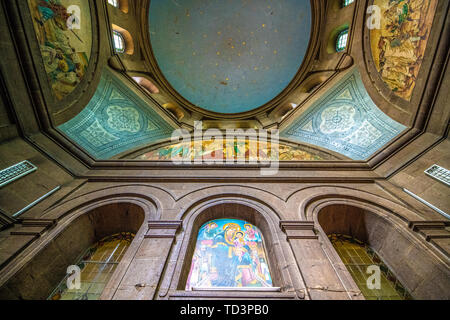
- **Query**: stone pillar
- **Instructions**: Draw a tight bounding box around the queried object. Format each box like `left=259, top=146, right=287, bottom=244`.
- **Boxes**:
left=280, top=221, right=357, bottom=300
left=112, top=220, right=182, bottom=300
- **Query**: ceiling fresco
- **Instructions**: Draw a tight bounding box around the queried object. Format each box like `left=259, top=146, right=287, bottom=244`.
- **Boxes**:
left=148, top=0, right=311, bottom=114
left=135, top=138, right=334, bottom=162
left=280, top=68, right=407, bottom=160
left=27, top=0, right=92, bottom=100
left=370, top=0, right=438, bottom=101
left=58, top=68, right=176, bottom=159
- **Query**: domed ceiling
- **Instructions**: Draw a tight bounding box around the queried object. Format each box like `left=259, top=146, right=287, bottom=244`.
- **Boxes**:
left=148, top=0, right=311, bottom=114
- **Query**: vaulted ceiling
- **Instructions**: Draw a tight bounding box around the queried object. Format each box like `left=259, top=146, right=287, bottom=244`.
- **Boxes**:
left=148, top=0, right=312, bottom=114
left=21, top=0, right=441, bottom=162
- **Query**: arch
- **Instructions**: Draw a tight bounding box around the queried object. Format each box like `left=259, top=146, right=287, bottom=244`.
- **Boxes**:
left=37, top=184, right=176, bottom=220
left=286, top=185, right=429, bottom=222
left=0, top=184, right=172, bottom=300
left=0, top=201, right=147, bottom=300
left=162, top=197, right=306, bottom=299
left=309, top=200, right=450, bottom=300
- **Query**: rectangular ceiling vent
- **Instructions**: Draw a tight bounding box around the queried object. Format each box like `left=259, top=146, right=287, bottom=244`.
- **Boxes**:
left=424, top=164, right=450, bottom=187
left=0, top=160, right=37, bottom=188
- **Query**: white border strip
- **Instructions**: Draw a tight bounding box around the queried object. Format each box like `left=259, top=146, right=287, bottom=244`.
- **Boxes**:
left=403, top=188, right=450, bottom=220
left=12, top=186, right=61, bottom=218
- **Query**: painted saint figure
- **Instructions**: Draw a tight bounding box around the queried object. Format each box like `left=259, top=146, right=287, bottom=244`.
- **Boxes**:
left=186, top=219, right=273, bottom=290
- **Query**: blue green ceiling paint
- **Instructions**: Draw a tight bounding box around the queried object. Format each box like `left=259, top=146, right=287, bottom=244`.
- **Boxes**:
left=149, top=0, right=311, bottom=114
left=58, top=68, right=175, bottom=159
left=281, top=69, right=406, bottom=160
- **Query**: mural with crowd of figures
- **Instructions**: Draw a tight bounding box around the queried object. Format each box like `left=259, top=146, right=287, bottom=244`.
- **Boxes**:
left=370, top=0, right=438, bottom=100
left=136, top=139, right=325, bottom=161
left=28, top=0, right=92, bottom=100
left=186, top=219, right=273, bottom=289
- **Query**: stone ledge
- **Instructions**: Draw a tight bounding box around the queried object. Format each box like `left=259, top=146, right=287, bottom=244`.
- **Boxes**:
left=279, top=221, right=318, bottom=240
left=145, top=220, right=183, bottom=239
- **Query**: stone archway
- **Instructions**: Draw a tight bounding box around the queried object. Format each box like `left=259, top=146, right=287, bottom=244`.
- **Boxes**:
left=0, top=202, right=146, bottom=300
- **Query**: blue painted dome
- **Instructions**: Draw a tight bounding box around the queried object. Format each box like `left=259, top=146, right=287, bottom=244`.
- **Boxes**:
left=149, top=0, right=312, bottom=114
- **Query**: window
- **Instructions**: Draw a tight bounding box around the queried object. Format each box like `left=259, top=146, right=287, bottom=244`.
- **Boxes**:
left=342, top=0, right=355, bottom=7
left=113, top=30, right=125, bottom=53
left=48, top=232, right=134, bottom=300
left=108, top=0, right=119, bottom=8
left=336, top=28, right=349, bottom=52
left=329, top=234, right=412, bottom=300
left=186, top=219, right=273, bottom=290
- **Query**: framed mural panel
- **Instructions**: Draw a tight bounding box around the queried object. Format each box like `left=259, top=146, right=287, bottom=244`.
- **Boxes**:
left=27, top=0, right=93, bottom=101
left=186, top=219, right=273, bottom=290
left=370, top=0, right=438, bottom=101
left=136, top=139, right=325, bottom=161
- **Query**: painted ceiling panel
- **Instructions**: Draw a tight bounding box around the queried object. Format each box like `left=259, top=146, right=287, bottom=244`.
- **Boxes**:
left=149, top=0, right=311, bottom=114
left=280, top=69, right=406, bottom=160
left=58, top=68, right=176, bottom=159
left=28, top=0, right=92, bottom=100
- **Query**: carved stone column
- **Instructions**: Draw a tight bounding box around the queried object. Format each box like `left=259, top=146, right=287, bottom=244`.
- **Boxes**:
left=112, top=220, right=182, bottom=300
left=280, top=220, right=357, bottom=300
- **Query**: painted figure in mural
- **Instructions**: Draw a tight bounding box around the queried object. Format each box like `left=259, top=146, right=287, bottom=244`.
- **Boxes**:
left=371, top=0, right=438, bottom=100
left=136, top=139, right=324, bottom=161
left=28, top=0, right=91, bottom=100
left=186, top=219, right=273, bottom=290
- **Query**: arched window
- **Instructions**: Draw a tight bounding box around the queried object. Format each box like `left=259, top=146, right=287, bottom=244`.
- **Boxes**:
left=336, top=28, right=349, bottom=52
left=112, top=25, right=134, bottom=55
left=342, top=0, right=354, bottom=7
left=329, top=234, right=412, bottom=300
left=113, top=30, right=125, bottom=53
left=186, top=219, right=273, bottom=290
left=48, top=232, right=134, bottom=300
left=107, top=0, right=119, bottom=8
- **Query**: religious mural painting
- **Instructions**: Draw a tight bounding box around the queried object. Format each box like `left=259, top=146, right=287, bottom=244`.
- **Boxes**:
left=370, top=0, right=438, bottom=100
left=186, top=219, right=273, bottom=290
left=136, top=139, right=324, bottom=161
left=27, top=0, right=92, bottom=100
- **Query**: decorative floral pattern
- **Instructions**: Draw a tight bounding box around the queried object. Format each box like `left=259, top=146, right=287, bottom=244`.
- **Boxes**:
left=80, top=119, right=119, bottom=147
left=281, top=68, right=406, bottom=160
left=59, top=69, right=175, bottom=159
left=106, top=105, right=141, bottom=133
left=319, top=105, right=356, bottom=134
